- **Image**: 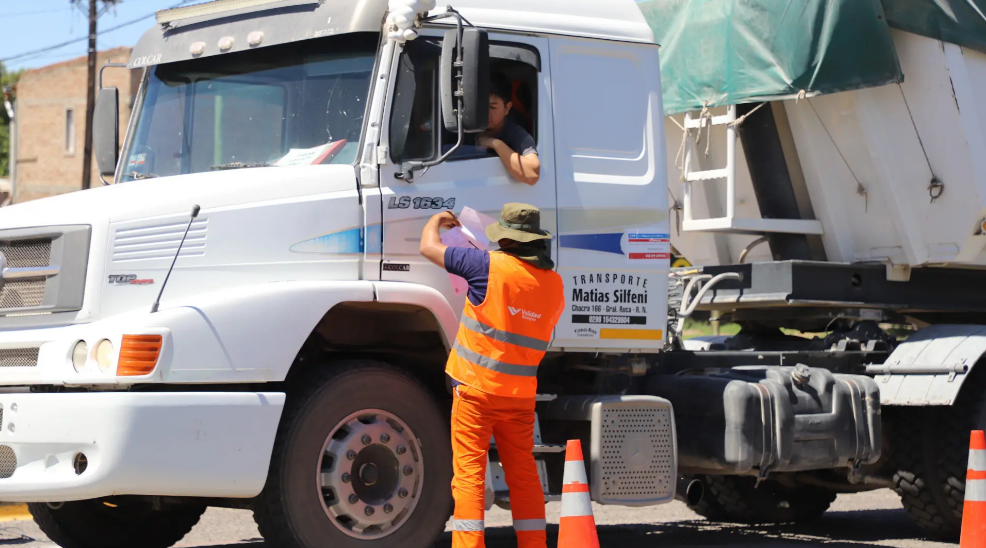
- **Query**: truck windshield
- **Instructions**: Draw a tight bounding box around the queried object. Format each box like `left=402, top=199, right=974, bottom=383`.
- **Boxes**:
left=120, top=33, right=378, bottom=181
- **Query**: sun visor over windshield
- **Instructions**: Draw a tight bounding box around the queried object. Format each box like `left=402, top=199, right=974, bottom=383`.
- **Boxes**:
left=128, top=0, right=389, bottom=70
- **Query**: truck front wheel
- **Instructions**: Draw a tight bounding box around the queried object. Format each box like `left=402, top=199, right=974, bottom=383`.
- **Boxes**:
left=687, top=475, right=836, bottom=523
left=28, top=498, right=205, bottom=548
left=254, top=361, right=452, bottom=548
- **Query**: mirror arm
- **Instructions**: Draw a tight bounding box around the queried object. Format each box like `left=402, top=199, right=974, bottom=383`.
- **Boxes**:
left=97, top=62, right=129, bottom=186
left=98, top=62, right=129, bottom=89
left=398, top=8, right=468, bottom=183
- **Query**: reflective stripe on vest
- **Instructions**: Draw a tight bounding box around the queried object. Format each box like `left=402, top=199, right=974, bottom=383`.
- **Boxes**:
left=460, top=316, right=550, bottom=352
left=445, top=252, right=564, bottom=398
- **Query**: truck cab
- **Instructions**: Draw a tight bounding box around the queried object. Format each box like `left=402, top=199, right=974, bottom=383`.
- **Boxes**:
left=0, top=2, right=676, bottom=547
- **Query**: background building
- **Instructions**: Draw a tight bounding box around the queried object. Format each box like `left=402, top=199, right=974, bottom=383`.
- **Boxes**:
left=9, top=47, right=137, bottom=203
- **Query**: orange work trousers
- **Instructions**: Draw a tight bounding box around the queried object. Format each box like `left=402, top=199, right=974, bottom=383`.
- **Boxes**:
left=450, top=383, right=546, bottom=548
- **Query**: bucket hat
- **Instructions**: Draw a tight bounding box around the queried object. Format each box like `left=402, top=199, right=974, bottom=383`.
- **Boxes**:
left=485, top=203, right=553, bottom=243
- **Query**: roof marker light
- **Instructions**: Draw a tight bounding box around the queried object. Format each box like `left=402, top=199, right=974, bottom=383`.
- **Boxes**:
left=218, top=36, right=235, bottom=51
left=248, top=31, right=264, bottom=47
left=190, top=42, right=206, bottom=56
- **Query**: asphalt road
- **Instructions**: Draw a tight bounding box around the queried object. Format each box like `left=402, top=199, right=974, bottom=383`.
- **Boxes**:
left=0, top=490, right=957, bottom=548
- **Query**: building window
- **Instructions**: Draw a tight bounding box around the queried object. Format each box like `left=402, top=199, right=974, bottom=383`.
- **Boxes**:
left=64, top=109, right=75, bottom=155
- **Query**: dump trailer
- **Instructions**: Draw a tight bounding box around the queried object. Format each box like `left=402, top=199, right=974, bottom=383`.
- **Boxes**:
left=0, top=0, right=955, bottom=546
left=642, top=0, right=986, bottom=538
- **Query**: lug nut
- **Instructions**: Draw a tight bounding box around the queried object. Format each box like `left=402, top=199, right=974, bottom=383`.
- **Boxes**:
left=347, top=450, right=357, bottom=460
left=349, top=494, right=359, bottom=504
left=399, top=488, right=409, bottom=498
left=396, top=445, right=406, bottom=455
left=362, top=435, right=372, bottom=445
left=365, top=506, right=375, bottom=516
left=384, top=503, right=394, bottom=514
left=403, top=466, right=413, bottom=476
left=341, top=473, right=351, bottom=483
left=380, top=433, right=390, bottom=443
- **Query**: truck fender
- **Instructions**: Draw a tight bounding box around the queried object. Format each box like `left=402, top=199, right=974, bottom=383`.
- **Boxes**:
left=153, top=281, right=460, bottom=383
left=869, top=324, right=986, bottom=406
left=156, top=281, right=376, bottom=382
left=371, top=281, right=460, bottom=350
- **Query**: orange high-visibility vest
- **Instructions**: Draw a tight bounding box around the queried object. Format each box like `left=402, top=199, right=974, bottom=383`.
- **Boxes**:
left=446, top=251, right=565, bottom=398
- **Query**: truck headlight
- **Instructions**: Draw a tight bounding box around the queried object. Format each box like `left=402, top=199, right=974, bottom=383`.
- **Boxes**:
left=72, top=341, right=88, bottom=372
left=94, top=340, right=114, bottom=373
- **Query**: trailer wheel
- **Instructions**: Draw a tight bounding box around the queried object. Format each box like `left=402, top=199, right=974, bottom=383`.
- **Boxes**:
left=889, top=373, right=986, bottom=541
left=253, top=361, right=452, bottom=548
left=687, top=475, right=836, bottom=523
left=28, top=498, right=205, bottom=548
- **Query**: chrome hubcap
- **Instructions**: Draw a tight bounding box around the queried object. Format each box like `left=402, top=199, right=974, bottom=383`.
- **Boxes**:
left=318, top=409, right=422, bottom=539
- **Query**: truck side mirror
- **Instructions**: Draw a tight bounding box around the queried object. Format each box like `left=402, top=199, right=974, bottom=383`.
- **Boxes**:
left=93, top=87, right=119, bottom=178
left=440, top=27, right=489, bottom=133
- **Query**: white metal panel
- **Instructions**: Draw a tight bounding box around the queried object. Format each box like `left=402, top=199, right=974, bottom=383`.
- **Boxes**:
left=779, top=31, right=986, bottom=269
left=0, top=392, right=284, bottom=502
left=427, top=0, right=654, bottom=44
left=551, top=36, right=669, bottom=350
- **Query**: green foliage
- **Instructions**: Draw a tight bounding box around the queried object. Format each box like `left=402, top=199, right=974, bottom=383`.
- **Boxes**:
left=0, top=62, right=24, bottom=178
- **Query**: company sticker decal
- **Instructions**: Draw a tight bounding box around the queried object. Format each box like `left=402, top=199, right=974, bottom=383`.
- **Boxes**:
left=625, top=231, right=670, bottom=263
left=565, top=271, right=662, bottom=341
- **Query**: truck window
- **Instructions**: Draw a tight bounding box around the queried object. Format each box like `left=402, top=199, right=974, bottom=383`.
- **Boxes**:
left=389, top=40, right=440, bottom=163
left=389, top=40, right=540, bottom=163
left=120, top=33, right=378, bottom=181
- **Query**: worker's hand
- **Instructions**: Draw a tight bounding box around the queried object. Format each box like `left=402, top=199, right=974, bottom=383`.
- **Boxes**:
left=433, top=210, right=461, bottom=230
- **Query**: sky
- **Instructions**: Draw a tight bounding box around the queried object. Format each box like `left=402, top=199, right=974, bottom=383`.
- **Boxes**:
left=0, top=0, right=203, bottom=72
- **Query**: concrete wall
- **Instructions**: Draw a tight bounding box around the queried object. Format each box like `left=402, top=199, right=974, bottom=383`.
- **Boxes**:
left=13, top=47, right=138, bottom=203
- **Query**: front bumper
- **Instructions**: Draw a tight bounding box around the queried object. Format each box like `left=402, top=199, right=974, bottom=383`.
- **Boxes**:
left=0, top=391, right=284, bottom=502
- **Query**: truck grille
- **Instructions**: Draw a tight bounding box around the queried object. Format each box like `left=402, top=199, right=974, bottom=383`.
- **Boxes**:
left=0, top=446, right=16, bottom=478
left=0, top=348, right=39, bottom=368
left=0, top=279, right=46, bottom=309
left=1, top=238, right=52, bottom=268
left=0, top=226, right=90, bottom=317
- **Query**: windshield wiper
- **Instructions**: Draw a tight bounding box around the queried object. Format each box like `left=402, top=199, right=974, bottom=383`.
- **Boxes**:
left=122, top=171, right=160, bottom=180
left=210, top=162, right=275, bottom=171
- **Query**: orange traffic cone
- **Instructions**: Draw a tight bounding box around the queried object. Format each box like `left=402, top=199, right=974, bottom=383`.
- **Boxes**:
left=961, top=430, right=986, bottom=547
left=558, top=440, right=600, bottom=548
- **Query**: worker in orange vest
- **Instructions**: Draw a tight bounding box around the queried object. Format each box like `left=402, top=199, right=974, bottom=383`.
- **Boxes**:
left=420, top=203, right=565, bottom=548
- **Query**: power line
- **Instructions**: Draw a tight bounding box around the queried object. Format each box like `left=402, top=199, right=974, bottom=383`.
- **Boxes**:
left=0, top=0, right=197, bottom=64
left=0, top=8, right=73, bottom=19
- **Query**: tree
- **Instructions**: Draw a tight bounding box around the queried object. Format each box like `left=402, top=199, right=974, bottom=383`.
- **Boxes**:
left=0, top=62, right=24, bottom=179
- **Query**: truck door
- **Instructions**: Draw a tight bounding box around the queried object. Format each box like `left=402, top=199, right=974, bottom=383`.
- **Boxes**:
left=548, top=37, right=670, bottom=350
left=379, top=34, right=557, bottom=314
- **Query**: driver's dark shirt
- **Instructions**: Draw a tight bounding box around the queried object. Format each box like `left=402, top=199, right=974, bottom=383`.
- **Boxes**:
left=495, top=118, right=537, bottom=156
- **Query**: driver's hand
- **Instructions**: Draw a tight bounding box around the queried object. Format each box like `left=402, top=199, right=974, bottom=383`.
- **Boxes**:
left=478, top=136, right=499, bottom=149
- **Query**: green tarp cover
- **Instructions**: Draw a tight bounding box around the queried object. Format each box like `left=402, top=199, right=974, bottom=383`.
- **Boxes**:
left=640, top=0, right=904, bottom=115
left=883, top=0, right=986, bottom=55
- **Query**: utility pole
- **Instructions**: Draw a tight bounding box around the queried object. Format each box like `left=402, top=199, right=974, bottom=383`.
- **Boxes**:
left=73, top=0, right=119, bottom=190
left=81, top=0, right=97, bottom=190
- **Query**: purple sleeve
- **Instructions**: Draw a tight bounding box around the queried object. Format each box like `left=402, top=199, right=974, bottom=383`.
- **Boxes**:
left=444, top=248, right=490, bottom=306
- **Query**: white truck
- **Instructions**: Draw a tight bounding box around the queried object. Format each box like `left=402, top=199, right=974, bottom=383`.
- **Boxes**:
left=0, top=1, right=683, bottom=547
left=0, top=0, right=978, bottom=546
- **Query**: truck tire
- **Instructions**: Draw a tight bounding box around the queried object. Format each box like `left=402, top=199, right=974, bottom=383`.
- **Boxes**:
left=28, top=499, right=205, bottom=548
left=687, top=475, right=836, bottom=523
left=254, top=361, right=452, bottom=548
left=888, top=372, right=986, bottom=540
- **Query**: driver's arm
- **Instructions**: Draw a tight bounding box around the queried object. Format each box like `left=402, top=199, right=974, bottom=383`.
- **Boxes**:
left=487, top=141, right=540, bottom=186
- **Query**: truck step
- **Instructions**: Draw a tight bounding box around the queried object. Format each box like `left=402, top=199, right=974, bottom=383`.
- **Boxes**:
left=495, top=492, right=562, bottom=504
left=535, top=394, right=557, bottom=402
left=488, top=444, right=565, bottom=456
